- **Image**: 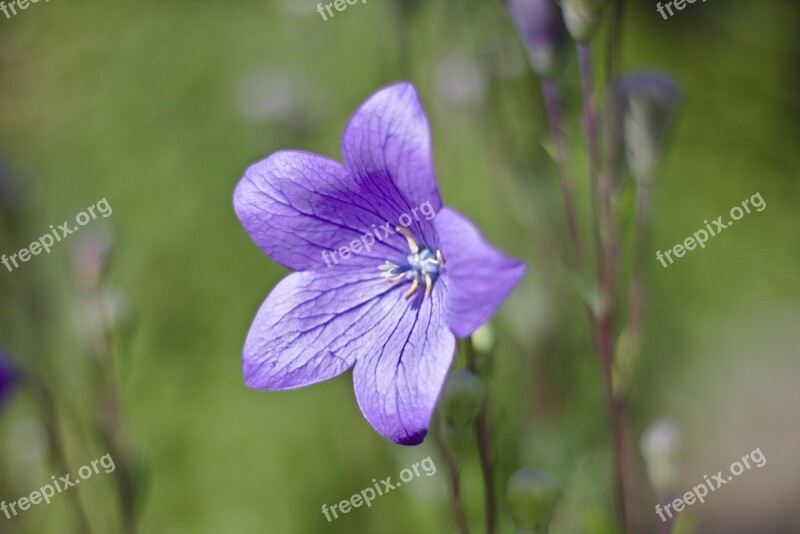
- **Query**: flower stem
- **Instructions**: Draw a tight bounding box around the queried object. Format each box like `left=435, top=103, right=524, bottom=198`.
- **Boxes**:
left=577, top=42, right=603, bottom=280
left=89, top=296, right=138, bottom=534
left=464, top=337, right=496, bottom=534
left=656, top=492, right=676, bottom=534
left=444, top=451, right=470, bottom=534
left=27, top=374, right=93, bottom=534
left=540, top=78, right=584, bottom=270
left=596, top=1, right=635, bottom=531
left=595, top=314, right=629, bottom=534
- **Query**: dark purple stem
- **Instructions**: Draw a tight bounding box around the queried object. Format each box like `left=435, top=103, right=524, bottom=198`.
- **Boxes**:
left=541, top=78, right=584, bottom=269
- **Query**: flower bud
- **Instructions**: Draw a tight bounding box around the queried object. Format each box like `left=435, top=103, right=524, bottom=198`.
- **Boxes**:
left=640, top=418, right=681, bottom=494
left=506, top=0, right=569, bottom=78
left=471, top=324, right=496, bottom=377
left=440, top=417, right=472, bottom=456
left=0, top=351, right=16, bottom=410
left=439, top=370, right=486, bottom=428
left=561, top=0, right=606, bottom=42
left=74, top=231, right=113, bottom=291
left=472, top=323, right=496, bottom=354
left=618, top=73, right=682, bottom=183
left=507, top=468, right=562, bottom=532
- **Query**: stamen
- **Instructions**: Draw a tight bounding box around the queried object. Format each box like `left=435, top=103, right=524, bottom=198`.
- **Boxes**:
left=395, top=226, right=420, bottom=254
left=403, top=278, right=419, bottom=299
left=379, top=229, right=442, bottom=301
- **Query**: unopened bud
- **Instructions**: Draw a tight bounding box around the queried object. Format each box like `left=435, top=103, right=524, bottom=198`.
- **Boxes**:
left=472, top=324, right=496, bottom=376
left=618, top=73, right=682, bottom=183
left=440, top=418, right=471, bottom=456
left=472, top=324, right=496, bottom=354
left=0, top=350, right=15, bottom=411
left=506, top=0, right=569, bottom=78
left=561, top=0, right=606, bottom=42
left=439, top=370, right=486, bottom=428
left=640, top=418, right=681, bottom=494
left=507, top=468, right=562, bottom=532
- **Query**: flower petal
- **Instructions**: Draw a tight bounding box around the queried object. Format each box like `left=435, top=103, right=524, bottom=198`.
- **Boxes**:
left=353, top=287, right=456, bottom=445
left=243, top=268, right=406, bottom=390
left=341, top=82, right=443, bottom=245
left=234, top=150, right=411, bottom=271
left=435, top=208, right=526, bottom=338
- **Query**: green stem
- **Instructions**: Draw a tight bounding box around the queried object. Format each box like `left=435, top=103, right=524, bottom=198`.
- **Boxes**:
left=541, top=78, right=584, bottom=270
left=446, top=451, right=471, bottom=534
left=464, top=337, right=496, bottom=534
left=90, top=293, right=137, bottom=534
left=24, top=373, right=93, bottom=534
left=578, top=42, right=603, bottom=281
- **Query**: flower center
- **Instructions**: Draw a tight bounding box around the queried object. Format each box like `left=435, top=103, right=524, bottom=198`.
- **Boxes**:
left=379, top=227, right=444, bottom=299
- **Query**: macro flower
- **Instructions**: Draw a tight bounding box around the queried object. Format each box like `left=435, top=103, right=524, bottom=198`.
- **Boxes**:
left=234, top=83, right=525, bottom=445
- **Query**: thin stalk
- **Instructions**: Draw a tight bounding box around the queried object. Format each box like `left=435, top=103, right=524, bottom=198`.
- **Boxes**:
left=595, top=313, right=628, bottom=534
left=25, top=374, right=93, bottom=534
left=596, top=136, right=632, bottom=534
left=464, top=338, right=496, bottom=534
left=393, top=0, right=411, bottom=78
left=656, top=492, right=676, bottom=534
left=89, top=295, right=137, bottom=534
left=577, top=42, right=603, bottom=281
left=626, top=182, right=653, bottom=348
left=540, top=78, right=584, bottom=269
left=445, top=452, right=471, bottom=534
left=596, top=1, right=634, bottom=531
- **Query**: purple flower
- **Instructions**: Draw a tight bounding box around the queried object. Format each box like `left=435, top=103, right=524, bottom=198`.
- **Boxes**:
left=233, top=83, right=525, bottom=445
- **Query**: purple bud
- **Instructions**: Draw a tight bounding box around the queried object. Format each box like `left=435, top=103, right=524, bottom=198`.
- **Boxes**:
left=0, top=351, right=15, bottom=410
left=617, top=73, right=682, bottom=182
left=506, top=0, right=569, bottom=77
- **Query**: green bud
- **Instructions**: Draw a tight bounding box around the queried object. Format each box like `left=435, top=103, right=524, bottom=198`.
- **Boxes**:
left=507, top=469, right=562, bottom=532
left=439, top=370, right=486, bottom=428
left=471, top=325, right=496, bottom=377
left=472, top=324, right=496, bottom=354
left=440, top=417, right=472, bottom=456
left=561, top=0, right=606, bottom=42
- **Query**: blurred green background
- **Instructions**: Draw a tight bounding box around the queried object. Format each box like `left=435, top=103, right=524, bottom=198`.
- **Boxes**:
left=0, top=0, right=798, bottom=532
